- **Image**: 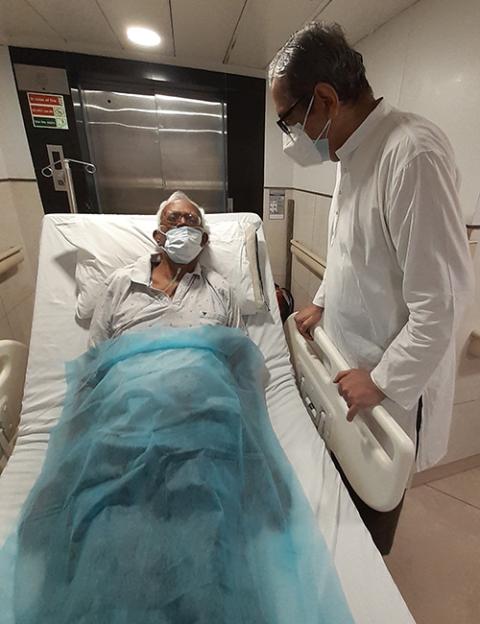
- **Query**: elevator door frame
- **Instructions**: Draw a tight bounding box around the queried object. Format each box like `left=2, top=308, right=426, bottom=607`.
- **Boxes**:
left=75, top=79, right=229, bottom=215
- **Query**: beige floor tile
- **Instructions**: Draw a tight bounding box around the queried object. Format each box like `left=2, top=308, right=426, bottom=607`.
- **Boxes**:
left=385, top=486, right=480, bottom=624
left=429, top=467, right=480, bottom=509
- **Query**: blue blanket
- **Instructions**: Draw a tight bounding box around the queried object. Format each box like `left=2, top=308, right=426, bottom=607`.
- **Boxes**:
left=2, top=327, right=353, bottom=623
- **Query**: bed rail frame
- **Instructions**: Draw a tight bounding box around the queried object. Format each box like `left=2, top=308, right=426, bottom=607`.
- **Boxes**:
left=285, top=314, right=415, bottom=512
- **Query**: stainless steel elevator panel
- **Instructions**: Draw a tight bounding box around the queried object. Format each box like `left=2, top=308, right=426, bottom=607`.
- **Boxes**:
left=155, top=94, right=226, bottom=212
left=80, top=89, right=227, bottom=214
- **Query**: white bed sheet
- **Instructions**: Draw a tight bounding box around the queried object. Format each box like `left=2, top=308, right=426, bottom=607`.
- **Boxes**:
left=0, top=213, right=414, bottom=623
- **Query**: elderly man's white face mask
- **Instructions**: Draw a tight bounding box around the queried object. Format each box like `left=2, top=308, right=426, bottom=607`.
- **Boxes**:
left=160, top=226, right=204, bottom=264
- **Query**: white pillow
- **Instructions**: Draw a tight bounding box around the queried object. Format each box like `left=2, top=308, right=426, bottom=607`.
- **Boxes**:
left=54, top=214, right=265, bottom=318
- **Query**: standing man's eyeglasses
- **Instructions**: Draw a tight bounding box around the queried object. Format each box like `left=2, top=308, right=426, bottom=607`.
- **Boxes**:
left=276, top=95, right=308, bottom=135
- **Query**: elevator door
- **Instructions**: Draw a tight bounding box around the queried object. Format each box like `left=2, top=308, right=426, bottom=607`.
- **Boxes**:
left=79, top=89, right=227, bottom=214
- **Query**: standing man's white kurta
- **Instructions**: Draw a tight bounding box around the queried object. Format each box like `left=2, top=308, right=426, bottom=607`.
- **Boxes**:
left=313, top=100, right=474, bottom=470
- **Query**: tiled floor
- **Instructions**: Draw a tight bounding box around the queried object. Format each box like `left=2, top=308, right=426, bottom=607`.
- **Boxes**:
left=385, top=467, right=480, bottom=624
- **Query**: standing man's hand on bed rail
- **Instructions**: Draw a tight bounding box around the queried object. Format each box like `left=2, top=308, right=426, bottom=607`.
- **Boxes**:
left=334, top=369, right=385, bottom=421
left=294, top=304, right=323, bottom=340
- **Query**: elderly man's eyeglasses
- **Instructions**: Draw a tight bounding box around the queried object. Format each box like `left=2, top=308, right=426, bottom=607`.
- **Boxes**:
left=164, top=211, right=202, bottom=227
left=276, top=95, right=308, bottom=135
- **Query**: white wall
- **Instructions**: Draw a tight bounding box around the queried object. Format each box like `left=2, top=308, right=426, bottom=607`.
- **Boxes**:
left=262, top=91, right=293, bottom=286
left=357, top=0, right=480, bottom=222
left=0, top=45, right=44, bottom=345
left=263, top=90, right=293, bottom=189
left=0, top=147, right=7, bottom=180
left=292, top=159, right=336, bottom=196
left=0, top=47, right=35, bottom=180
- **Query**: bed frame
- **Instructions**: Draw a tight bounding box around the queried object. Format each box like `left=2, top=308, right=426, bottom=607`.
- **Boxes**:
left=285, top=314, right=415, bottom=512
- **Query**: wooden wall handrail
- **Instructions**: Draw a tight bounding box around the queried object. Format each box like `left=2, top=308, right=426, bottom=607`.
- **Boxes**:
left=290, top=239, right=326, bottom=279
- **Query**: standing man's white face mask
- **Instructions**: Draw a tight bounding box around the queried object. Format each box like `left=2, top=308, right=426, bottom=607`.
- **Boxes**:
left=271, top=77, right=343, bottom=168
left=282, top=94, right=332, bottom=167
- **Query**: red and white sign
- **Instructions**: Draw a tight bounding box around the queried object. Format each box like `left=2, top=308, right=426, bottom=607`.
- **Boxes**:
left=30, top=104, right=55, bottom=116
left=28, top=93, right=62, bottom=106
left=27, top=92, right=68, bottom=130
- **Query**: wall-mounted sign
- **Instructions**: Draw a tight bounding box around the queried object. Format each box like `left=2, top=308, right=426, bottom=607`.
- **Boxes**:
left=268, top=189, right=285, bottom=220
left=28, top=92, right=68, bottom=130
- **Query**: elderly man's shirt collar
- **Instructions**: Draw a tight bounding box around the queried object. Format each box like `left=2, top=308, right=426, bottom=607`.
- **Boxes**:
left=127, top=253, right=202, bottom=287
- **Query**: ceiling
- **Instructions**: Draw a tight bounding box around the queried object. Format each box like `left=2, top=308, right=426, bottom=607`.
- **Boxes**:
left=0, top=0, right=418, bottom=77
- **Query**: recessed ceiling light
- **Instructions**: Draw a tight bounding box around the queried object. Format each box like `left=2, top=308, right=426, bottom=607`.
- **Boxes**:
left=126, top=26, right=161, bottom=48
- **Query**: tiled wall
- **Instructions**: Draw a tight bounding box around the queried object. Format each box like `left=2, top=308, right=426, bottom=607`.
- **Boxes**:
left=0, top=180, right=44, bottom=345
left=0, top=46, right=44, bottom=347
left=261, top=187, right=330, bottom=295
left=262, top=188, right=292, bottom=287
left=290, top=190, right=329, bottom=309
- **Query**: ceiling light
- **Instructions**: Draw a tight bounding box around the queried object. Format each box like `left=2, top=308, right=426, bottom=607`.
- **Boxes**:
left=127, top=26, right=161, bottom=48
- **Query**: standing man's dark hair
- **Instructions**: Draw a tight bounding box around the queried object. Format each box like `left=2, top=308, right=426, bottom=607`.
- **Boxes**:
left=269, top=22, right=372, bottom=103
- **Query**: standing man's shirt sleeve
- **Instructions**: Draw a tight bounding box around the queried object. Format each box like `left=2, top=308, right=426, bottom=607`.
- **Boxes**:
left=313, top=269, right=327, bottom=308
left=370, top=151, right=474, bottom=410
left=88, top=277, right=115, bottom=348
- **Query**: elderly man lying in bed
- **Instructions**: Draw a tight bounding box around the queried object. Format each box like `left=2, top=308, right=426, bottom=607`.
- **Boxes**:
left=88, top=190, right=242, bottom=347
left=1, top=193, right=355, bottom=624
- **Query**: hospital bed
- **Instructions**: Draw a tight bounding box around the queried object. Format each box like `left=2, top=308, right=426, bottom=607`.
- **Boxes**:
left=0, top=212, right=415, bottom=623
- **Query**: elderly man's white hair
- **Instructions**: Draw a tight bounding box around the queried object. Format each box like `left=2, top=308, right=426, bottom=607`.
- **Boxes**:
left=156, top=191, right=206, bottom=227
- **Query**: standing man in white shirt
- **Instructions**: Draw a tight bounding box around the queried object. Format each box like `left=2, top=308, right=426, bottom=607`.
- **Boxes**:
left=269, top=22, right=474, bottom=554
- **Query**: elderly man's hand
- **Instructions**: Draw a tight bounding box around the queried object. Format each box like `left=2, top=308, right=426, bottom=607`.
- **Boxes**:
left=334, top=369, right=385, bottom=421
left=294, top=304, right=324, bottom=340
